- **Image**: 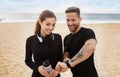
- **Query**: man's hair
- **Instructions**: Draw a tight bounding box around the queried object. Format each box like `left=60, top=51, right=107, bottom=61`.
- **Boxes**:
left=65, top=6, right=80, bottom=17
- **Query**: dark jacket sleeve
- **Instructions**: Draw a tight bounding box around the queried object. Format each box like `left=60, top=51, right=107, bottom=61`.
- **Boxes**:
left=25, top=37, right=39, bottom=72
left=58, top=34, right=63, bottom=62
left=49, top=34, right=63, bottom=68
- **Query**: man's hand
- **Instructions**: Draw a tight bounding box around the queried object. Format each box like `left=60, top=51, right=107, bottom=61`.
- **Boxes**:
left=55, top=62, right=68, bottom=72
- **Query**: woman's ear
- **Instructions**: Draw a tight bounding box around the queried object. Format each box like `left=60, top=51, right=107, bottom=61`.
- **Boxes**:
left=38, top=19, right=42, bottom=25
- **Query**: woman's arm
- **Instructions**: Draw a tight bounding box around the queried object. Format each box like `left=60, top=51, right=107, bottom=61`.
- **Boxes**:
left=25, top=37, right=39, bottom=71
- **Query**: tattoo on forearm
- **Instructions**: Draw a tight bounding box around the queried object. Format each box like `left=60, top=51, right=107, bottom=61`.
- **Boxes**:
left=69, top=39, right=96, bottom=65
left=70, top=53, right=83, bottom=63
left=70, top=44, right=86, bottom=63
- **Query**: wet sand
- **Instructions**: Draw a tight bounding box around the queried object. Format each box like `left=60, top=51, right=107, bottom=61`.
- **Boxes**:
left=0, top=22, right=120, bottom=77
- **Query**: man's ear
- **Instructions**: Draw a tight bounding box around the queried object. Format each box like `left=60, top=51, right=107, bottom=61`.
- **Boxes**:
left=79, top=17, right=82, bottom=23
left=79, top=17, right=82, bottom=21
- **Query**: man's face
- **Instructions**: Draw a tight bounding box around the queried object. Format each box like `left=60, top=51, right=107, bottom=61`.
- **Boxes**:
left=66, top=12, right=82, bottom=33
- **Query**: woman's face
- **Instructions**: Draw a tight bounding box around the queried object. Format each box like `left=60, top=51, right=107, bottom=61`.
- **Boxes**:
left=39, top=17, right=56, bottom=37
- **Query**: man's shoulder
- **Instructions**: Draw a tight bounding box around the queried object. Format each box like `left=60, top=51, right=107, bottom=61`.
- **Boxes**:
left=65, top=33, right=71, bottom=38
left=64, top=33, right=71, bottom=41
left=81, top=27, right=95, bottom=34
left=81, top=27, right=93, bottom=31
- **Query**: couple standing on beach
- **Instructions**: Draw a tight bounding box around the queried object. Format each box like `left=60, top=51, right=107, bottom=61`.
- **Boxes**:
left=25, top=6, right=98, bottom=77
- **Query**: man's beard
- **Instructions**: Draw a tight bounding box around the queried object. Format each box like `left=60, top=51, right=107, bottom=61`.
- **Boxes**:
left=70, top=24, right=79, bottom=33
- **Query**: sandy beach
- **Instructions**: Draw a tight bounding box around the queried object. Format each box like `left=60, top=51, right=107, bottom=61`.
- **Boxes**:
left=0, top=22, right=120, bottom=77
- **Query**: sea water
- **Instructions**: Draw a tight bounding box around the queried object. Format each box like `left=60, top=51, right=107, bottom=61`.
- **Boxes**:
left=0, top=13, right=120, bottom=24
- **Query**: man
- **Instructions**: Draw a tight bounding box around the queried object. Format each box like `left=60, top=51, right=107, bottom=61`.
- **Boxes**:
left=56, top=6, right=98, bottom=77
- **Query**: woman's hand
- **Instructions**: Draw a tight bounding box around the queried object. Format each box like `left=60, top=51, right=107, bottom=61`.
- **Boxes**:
left=55, top=62, right=68, bottom=72
left=38, top=65, right=49, bottom=77
left=48, top=69, right=59, bottom=77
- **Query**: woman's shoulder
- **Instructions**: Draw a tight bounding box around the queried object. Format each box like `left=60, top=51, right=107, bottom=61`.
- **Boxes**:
left=26, top=35, right=36, bottom=41
left=52, top=33, right=61, bottom=37
left=52, top=33, right=62, bottom=41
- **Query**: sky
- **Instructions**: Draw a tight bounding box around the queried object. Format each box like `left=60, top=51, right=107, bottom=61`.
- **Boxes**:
left=0, top=0, right=120, bottom=13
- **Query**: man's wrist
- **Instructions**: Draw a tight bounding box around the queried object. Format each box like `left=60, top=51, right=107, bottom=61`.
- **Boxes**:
left=65, top=60, right=72, bottom=68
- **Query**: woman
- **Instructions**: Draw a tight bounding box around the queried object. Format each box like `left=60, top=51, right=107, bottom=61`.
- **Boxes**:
left=25, top=10, right=63, bottom=77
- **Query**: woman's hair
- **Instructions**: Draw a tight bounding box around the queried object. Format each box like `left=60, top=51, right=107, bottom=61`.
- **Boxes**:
left=35, top=10, right=56, bottom=35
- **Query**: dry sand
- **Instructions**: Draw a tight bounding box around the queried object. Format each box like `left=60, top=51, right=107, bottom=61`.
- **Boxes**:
left=0, top=22, right=120, bottom=77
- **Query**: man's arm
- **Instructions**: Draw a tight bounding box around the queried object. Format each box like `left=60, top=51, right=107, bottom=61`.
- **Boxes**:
left=69, top=39, right=97, bottom=67
left=63, top=51, right=70, bottom=62
left=55, top=39, right=97, bottom=72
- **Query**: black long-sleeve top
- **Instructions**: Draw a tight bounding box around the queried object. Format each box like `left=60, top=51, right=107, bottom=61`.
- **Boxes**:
left=25, top=33, right=63, bottom=77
